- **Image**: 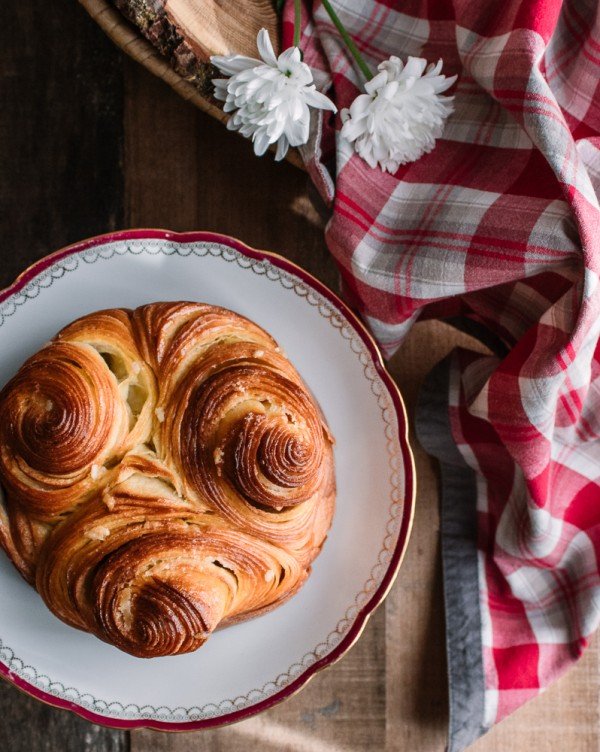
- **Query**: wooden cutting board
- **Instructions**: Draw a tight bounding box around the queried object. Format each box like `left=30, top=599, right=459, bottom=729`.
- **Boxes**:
left=111, top=0, right=278, bottom=88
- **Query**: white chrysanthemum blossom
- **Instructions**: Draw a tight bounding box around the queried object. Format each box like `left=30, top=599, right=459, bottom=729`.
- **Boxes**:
left=341, top=56, right=457, bottom=173
left=211, top=29, right=337, bottom=161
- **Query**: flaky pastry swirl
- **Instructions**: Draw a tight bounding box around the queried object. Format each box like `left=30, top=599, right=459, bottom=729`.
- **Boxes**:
left=0, top=303, right=335, bottom=657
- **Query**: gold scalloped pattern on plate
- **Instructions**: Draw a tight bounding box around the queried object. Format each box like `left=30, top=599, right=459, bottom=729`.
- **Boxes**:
left=0, top=237, right=408, bottom=722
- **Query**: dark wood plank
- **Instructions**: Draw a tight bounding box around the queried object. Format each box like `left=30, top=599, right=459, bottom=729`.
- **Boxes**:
left=124, top=55, right=600, bottom=750
left=0, top=0, right=124, bottom=279
left=0, top=1, right=128, bottom=750
left=0, top=693, right=127, bottom=752
left=123, top=55, right=337, bottom=291
left=122, top=50, right=600, bottom=752
left=3, top=2, right=598, bottom=748
left=125, top=58, right=386, bottom=752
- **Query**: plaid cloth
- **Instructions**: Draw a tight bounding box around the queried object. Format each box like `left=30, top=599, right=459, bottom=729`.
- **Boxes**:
left=282, top=0, right=600, bottom=749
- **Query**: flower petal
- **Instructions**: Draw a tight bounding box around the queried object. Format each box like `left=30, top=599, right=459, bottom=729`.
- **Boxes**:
left=212, top=32, right=344, bottom=164
left=277, top=46, right=303, bottom=74
left=253, top=129, right=272, bottom=156
left=257, top=28, right=278, bottom=67
left=364, top=70, right=387, bottom=95
left=403, top=57, right=428, bottom=79
left=286, top=114, right=310, bottom=147
left=348, top=93, right=373, bottom=118
left=210, top=54, right=261, bottom=75
left=340, top=117, right=366, bottom=142
left=435, top=73, right=458, bottom=93
left=342, top=54, right=454, bottom=171
left=294, top=62, right=314, bottom=86
left=303, top=88, right=337, bottom=112
left=275, top=136, right=289, bottom=161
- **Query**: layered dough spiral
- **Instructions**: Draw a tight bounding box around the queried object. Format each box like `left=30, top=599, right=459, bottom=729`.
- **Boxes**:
left=0, top=303, right=335, bottom=657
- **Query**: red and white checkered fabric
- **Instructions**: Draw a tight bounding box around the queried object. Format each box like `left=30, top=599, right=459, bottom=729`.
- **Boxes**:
left=282, top=0, right=600, bottom=745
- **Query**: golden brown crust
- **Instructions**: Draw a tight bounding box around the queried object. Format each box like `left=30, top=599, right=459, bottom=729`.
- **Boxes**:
left=0, top=303, right=335, bottom=658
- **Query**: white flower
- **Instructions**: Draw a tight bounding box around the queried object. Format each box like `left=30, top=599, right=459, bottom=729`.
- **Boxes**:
left=211, top=29, right=337, bottom=161
left=341, top=56, right=457, bottom=173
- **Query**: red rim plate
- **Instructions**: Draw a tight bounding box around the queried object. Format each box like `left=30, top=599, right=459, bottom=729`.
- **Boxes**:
left=0, top=229, right=415, bottom=731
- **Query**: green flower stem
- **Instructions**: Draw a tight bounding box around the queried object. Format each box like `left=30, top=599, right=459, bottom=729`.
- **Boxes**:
left=320, top=0, right=373, bottom=80
left=293, top=0, right=302, bottom=48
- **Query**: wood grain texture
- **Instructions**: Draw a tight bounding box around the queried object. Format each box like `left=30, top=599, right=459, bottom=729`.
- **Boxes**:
left=123, top=53, right=600, bottom=752
left=125, top=56, right=385, bottom=752
left=0, top=1, right=124, bottom=268
left=0, top=1, right=127, bottom=750
left=114, top=0, right=278, bottom=61
left=112, top=0, right=279, bottom=98
left=0, top=3, right=598, bottom=749
left=161, top=0, right=278, bottom=57
left=77, top=0, right=305, bottom=169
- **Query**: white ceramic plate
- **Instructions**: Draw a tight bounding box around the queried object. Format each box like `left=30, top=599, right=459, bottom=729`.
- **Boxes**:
left=0, top=230, right=414, bottom=730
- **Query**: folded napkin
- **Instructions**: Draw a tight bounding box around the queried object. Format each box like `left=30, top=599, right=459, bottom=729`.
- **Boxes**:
left=283, top=1, right=600, bottom=749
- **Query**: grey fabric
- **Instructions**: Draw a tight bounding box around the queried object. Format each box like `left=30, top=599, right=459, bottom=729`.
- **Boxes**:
left=416, top=356, right=488, bottom=752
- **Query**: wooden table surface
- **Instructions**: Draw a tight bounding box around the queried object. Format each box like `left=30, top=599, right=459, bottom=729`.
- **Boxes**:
left=1, top=2, right=598, bottom=750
